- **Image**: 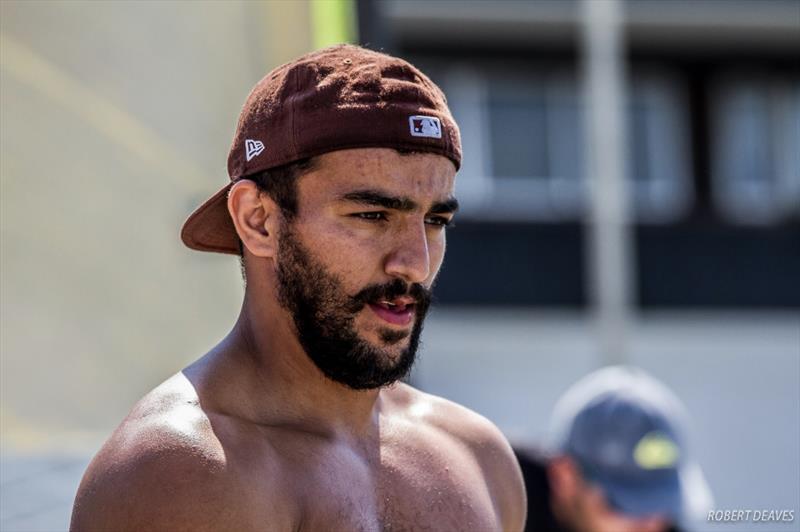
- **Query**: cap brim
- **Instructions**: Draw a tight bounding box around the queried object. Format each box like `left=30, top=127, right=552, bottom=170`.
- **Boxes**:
left=585, top=461, right=713, bottom=524
left=594, top=469, right=683, bottom=521
left=180, top=182, right=239, bottom=254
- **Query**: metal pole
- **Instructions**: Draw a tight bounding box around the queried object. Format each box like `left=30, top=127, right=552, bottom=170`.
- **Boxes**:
left=582, top=0, right=634, bottom=366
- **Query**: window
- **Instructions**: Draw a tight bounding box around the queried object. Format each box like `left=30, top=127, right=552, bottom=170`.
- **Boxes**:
left=711, top=76, right=800, bottom=225
left=429, top=60, right=692, bottom=223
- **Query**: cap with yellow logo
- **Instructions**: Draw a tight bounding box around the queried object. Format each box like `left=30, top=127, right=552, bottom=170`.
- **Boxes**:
left=548, top=366, right=713, bottom=525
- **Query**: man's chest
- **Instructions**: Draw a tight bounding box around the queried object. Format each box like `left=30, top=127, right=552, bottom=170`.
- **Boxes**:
left=375, top=469, right=500, bottom=532
left=293, top=437, right=501, bottom=532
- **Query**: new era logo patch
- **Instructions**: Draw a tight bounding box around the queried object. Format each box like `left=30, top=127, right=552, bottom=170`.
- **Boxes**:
left=409, top=116, right=442, bottom=139
left=245, top=139, right=265, bottom=161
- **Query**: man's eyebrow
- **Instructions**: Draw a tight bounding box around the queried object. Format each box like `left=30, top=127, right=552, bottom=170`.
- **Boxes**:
left=430, top=197, right=459, bottom=214
left=340, top=190, right=460, bottom=215
left=340, top=190, right=418, bottom=212
left=341, top=190, right=458, bottom=214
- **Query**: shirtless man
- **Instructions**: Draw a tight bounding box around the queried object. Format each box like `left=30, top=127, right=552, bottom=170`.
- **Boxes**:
left=71, top=44, right=527, bottom=531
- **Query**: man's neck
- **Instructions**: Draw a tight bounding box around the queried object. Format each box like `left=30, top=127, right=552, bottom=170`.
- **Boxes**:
left=192, top=290, right=384, bottom=442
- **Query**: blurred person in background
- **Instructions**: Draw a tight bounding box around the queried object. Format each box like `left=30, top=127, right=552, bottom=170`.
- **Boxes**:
left=70, top=44, right=526, bottom=532
left=516, top=366, right=712, bottom=532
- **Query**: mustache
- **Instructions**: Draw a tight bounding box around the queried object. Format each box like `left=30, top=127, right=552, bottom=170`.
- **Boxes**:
left=346, top=278, right=432, bottom=313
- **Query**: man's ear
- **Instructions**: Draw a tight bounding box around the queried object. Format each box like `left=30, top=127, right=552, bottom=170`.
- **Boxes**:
left=547, top=455, right=582, bottom=500
left=228, top=179, right=279, bottom=258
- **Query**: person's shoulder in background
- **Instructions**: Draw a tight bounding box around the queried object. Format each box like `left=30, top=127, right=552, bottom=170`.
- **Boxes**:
left=513, top=445, right=566, bottom=532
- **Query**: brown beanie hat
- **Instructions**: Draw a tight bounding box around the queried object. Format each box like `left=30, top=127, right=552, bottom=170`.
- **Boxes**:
left=180, top=44, right=461, bottom=255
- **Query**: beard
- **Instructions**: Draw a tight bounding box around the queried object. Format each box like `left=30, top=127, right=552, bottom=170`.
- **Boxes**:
left=274, top=224, right=432, bottom=390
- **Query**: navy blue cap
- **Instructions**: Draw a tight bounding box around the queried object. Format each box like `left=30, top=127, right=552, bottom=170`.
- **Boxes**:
left=549, top=366, right=713, bottom=524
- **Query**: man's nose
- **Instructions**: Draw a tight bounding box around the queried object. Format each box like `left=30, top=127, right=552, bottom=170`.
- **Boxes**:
left=384, top=222, right=431, bottom=284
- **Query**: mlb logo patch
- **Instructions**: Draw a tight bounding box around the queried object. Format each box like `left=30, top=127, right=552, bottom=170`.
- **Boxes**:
left=245, top=139, right=265, bottom=162
left=409, top=116, right=442, bottom=139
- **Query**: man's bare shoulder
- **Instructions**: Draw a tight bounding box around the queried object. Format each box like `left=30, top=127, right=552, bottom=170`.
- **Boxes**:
left=386, top=382, right=515, bottom=452
left=387, top=383, right=527, bottom=530
left=70, top=373, right=287, bottom=532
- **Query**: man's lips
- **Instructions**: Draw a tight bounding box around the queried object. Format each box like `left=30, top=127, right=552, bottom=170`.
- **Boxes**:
left=367, top=301, right=415, bottom=326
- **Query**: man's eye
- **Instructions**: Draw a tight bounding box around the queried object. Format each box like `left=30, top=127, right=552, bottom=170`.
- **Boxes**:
left=425, top=216, right=454, bottom=228
left=352, top=212, right=387, bottom=221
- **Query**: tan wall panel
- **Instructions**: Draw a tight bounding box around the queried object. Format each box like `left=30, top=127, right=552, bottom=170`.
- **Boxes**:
left=0, top=0, right=313, bottom=451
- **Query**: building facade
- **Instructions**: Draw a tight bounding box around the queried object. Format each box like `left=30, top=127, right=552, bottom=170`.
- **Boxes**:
left=360, top=0, right=800, bottom=308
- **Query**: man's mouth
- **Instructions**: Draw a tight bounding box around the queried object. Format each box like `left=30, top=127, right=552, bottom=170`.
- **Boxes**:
left=367, top=297, right=415, bottom=326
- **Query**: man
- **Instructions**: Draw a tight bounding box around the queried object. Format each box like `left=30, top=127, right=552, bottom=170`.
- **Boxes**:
left=516, top=366, right=713, bottom=532
left=70, top=44, right=527, bottom=531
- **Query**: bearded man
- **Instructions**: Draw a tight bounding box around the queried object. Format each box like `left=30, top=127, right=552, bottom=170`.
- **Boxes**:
left=70, top=44, right=527, bottom=531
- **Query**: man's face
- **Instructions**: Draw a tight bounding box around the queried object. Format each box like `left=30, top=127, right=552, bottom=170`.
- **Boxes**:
left=273, top=148, right=457, bottom=390
left=549, top=457, right=672, bottom=532
left=569, top=484, right=671, bottom=532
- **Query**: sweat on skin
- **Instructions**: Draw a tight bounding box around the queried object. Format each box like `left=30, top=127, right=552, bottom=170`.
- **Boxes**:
left=69, top=148, right=528, bottom=532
